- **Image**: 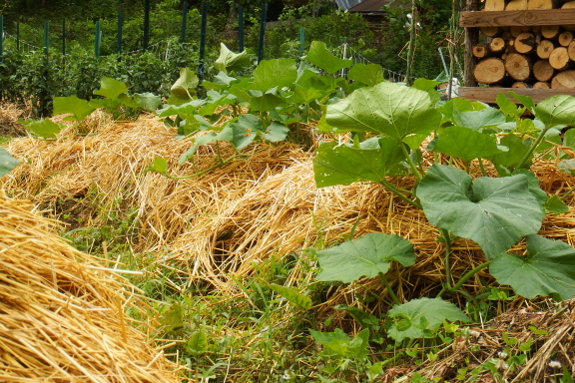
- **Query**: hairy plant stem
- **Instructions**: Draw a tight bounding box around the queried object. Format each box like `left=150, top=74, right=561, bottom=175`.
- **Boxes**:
left=401, top=144, right=423, bottom=181
left=478, top=158, right=487, bottom=177
left=437, top=261, right=491, bottom=298
left=440, top=228, right=453, bottom=291
left=379, top=272, right=400, bottom=305
left=515, top=127, right=551, bottom=172
left=561, top=184, right=575, bottom=201
left=380, top=179, right=422, bottom=209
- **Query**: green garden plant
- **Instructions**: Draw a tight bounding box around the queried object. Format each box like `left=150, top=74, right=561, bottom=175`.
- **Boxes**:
left=147, top=42, right=386, bottom=178
left=310, top=82, right=575, bottom=345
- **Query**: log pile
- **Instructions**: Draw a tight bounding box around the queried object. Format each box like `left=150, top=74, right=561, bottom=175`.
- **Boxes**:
left=473, top=24, right=575, bottom=88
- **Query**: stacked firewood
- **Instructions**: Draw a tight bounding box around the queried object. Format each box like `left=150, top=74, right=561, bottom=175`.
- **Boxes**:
left=473, top=24, right=575, bottom=88
left=483, top=0, right=575, bottom=12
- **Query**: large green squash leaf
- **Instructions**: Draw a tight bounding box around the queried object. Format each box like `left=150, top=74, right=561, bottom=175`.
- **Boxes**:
left=491, top=235, right=575, bottom=300
left=558, top=159, right=575, bottom=176
left=250, top=58, right=297, bottom=93
left=438, top=98, right=478, bottom=125
left=412, top=78, right=441, bottom=106
left=315, top=233, right=415, bottom=283
left=489, top=134, right=532, bottom=176
left=535, top=95, right=575, bottom=128
left=94, top=77, right=129, bottom=100
left=431, top=126, right=505, bottom=162
left=545, top=195, right=569, bottom=214
left=170, top=68, right=199, bottom=101
left=221, top=114, right=289, bottom=150
left=24, top=119, right=64, bottom=139
left=0, top=148, right=20, bottom=177
left=305, top=41, right=352, bottom=75
left=313, top=137, right=407, bottom=187
left=416, top=164, right=543, bottom=259
left=133, top=92, right=162, bottom=112
left=214, top=43, right=252, bottom=74
left=452, top=107, right=505, bottom=131
left=53, top=96, right=97, bottom=122
left=388, top=298, right=469, bottom=342
left=325, top=82, right=441, bottom=142
left=347, top=63, right=384, bottom=87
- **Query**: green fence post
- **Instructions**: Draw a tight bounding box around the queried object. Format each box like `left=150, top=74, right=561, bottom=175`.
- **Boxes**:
left=94, top=20, right=101, bottom=57
left=117, top=4, right=123, bottom=55
left=43, top=21, right=50, bottom=55
left=199, top=1, right=208, bottom=76
left=299, top=27, right=305, bottom=57
left=238, top=6, right=244, bottom=52
left=16, top=21, right=20, bottom=51
left=0, top=15, right=3, bottom=59
left=62, top=18, right=66, bottom=55
left=180, top=1, right=188, bottom=44
left=257, top=3, right=267, bottom=63
left=143, top=0, right=150, bottom=50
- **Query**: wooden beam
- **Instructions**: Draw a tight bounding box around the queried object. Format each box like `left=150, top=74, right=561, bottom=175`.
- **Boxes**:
left=464, top=0, right=480, bottom=86
left=460, top=9, right=575, bottom=27
left=458, top=87, right=575, bottom=103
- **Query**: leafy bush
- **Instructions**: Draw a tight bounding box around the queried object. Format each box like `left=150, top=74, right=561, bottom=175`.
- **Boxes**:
left=0, top=44, right=199, bottom=116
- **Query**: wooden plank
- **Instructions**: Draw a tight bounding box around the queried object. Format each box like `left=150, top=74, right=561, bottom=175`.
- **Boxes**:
left=460, top=9, right=575, bottom=27
left=465, top=0, right=480, bottom=87
left=458, top=87, right=575, bottom=103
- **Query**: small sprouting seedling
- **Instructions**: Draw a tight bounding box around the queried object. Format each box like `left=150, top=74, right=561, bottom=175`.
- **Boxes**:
left=520, top=337, right=533, bottom=352
left=502, top=332, right=519, bottom=346
left=529, top=325, right=549, bottom=335
left=405, top=343, right=420, bottom=358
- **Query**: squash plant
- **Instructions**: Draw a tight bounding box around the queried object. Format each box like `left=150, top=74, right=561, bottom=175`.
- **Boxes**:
left=311, top=83, right=575, bottom=342
left=147, top=42, right=387, bottom=178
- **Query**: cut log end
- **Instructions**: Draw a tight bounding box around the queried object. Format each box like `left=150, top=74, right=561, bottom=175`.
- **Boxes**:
left=474, top=58, right=506, bottom=84
left=549, top=47, right=571, bottom=70
left=551, top=70, right=575, bottom=89
left=505, top=53, right=532, bottom=81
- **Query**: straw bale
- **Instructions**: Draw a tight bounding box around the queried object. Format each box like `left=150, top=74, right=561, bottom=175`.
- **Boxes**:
left=3, top=114, right=575, bottom=311
left=2, top=115, right=304, bottom=253
left=0, top=101, right=31, bottom=136
left=0, top=193, right=181, bottom=382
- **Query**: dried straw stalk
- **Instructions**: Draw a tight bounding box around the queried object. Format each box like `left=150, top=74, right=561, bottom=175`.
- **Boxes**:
left=0, top=193, right=181, bottom=382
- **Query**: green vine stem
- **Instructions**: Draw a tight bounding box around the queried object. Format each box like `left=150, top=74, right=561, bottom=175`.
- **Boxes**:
left=560, top=183, right=575, bottom=201
left=400, top=144, right=424, bottom=181
left=379, top=272, right=400, bottom=306
left=437, top=261, right=491, bottom=298
left=515, top=127, right=551, bottom=172
left=439, top=228, right=453, bottom=291
left=379, top=178, right=422, bottom=210
left=478, top=158, right=487, bottom=177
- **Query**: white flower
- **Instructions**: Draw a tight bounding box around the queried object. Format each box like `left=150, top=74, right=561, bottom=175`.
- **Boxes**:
left=497, top=351, right=508, bottom=359
left=282, top=371, right=291, bottom=380
left=549, top=360, right=562, bottom=369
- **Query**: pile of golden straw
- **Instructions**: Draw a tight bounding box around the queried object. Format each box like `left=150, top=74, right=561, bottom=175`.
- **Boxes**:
left=3, top=114, right=575, bottom=302
left=0, top=193, right=181, bottom=382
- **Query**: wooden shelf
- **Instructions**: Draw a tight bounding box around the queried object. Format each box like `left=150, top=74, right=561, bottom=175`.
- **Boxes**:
left=460, top=9, right=575, bottom=27
left=458, top=87, right=575, bottom=103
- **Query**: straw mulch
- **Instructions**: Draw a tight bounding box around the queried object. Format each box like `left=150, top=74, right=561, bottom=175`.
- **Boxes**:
left=0, top=101, right=30, bottom=136
left=3, top=114, right=302, bottom=253
left=3, top=114, right=575, bottom=303
left=0, top=192, right=182, bottom=382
